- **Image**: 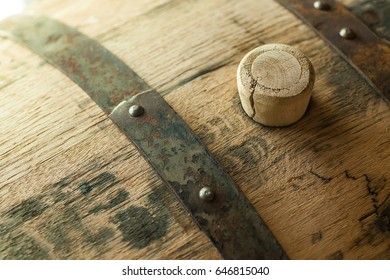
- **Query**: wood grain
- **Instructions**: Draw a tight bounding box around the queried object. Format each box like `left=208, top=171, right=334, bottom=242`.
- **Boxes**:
left=0, top=0, right=389, bottom=259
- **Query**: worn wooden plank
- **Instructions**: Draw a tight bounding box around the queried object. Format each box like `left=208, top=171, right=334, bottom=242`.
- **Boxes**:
left=0, top=0, right=389, bottom=259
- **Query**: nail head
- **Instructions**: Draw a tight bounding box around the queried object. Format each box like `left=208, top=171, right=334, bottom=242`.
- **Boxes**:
left=313, top=0, right=330, bottom=11
left=339, top=27, right=355, bottom=39
left=199, top=187, right=215, bottom=202
left=129, top=104, right=144, bottom=117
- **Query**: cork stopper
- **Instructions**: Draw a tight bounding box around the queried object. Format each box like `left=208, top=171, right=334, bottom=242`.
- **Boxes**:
left=237, top=44, right=315, bottom=127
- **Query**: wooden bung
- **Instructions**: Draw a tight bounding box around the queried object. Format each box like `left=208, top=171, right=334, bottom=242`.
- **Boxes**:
left=237, top=44, right=315, bottom=126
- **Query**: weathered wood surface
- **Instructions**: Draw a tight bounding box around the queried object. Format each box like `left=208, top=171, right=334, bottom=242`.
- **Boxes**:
left=0, top=0, right=389, bottom=259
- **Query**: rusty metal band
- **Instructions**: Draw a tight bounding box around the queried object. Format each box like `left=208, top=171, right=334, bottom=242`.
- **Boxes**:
left=0, top=15, right=288, bottom=259
left=275, top=0, right=390, bottom=100
left=346, top=0, right=390, bottom=43
left=110, top=90, right=288, bottom=259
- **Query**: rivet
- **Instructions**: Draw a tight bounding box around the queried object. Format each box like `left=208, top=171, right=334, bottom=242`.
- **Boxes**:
left=129, top=104, right=144, bottom=117
left=313, top=0, right=330, bottom=10
left=339, top=27, right=355, bottom=39
left=199, top=187, right=215, bottom=202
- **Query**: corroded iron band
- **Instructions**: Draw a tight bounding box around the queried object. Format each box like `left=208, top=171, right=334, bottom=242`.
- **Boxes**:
left=0, top=15, right=288, bottom=259
left=276, top=0, right=390, bottom=100
left=110, top=90, right=288, bottom=259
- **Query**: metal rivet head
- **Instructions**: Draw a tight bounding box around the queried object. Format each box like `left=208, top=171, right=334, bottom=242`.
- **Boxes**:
left=129, top=104, right=144, bottom=117
left=313, top=0, right=330, bottom=10
left=199, top=187, right=215, bottom=202
left=339, top=27, right=355, bottom=39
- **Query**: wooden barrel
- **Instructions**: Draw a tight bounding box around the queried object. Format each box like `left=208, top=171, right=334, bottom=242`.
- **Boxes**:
left=0, top=0, right=389, bottom=259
